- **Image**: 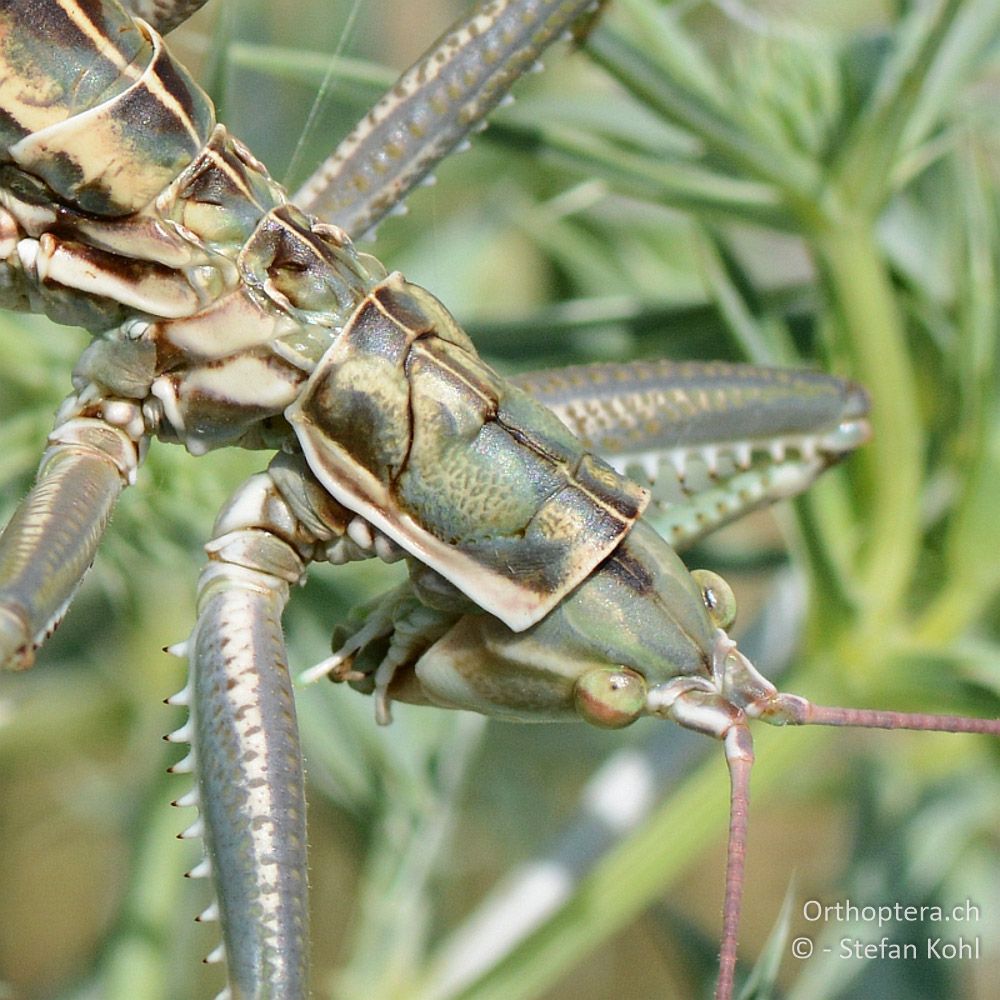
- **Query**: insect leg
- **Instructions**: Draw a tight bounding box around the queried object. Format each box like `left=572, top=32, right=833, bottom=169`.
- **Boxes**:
left=651, top=680, right=758, bottom=1000
left=515, top=359, right=871, bottom=548
left=0, top=395, right=144, bottom=669
left=718, top=724, right=753, bottom=1000
left=169, top=469, right=312, bottom=997
left=167, top=451, right=379, bottom=997
left=294, top=0, right=602, bottom=238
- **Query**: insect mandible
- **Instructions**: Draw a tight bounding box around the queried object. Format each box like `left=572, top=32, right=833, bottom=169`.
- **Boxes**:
left=1, top=1, right=999, bottom=998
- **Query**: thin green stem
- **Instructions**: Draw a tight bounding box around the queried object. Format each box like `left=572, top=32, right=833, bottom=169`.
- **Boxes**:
left=808, top=219, right=923, bottom=627
left=833, top=0, right=1000, bottom=213
left=487, top=119, right=788, bottom=228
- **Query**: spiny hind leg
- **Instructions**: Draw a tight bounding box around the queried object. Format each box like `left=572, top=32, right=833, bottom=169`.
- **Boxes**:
left=295, top=0, right=603, bottom=239
left=166, top=450, right=354, bottom=998
left=166, top=447, right=453, bottom=991
left=511, top=360, right=871, bottom=550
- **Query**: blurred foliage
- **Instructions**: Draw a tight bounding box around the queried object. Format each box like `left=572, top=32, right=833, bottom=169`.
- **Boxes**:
left=2, top=0, right=1000, bottom=998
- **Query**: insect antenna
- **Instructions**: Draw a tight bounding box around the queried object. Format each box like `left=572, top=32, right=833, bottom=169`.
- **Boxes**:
left=712, top=688, right=1000, bottom=1000
left=758, top=693, right=1000, bottom=736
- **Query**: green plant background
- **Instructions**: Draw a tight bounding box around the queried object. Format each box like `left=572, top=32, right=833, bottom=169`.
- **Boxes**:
left=1, top=0, right=999, bottom=997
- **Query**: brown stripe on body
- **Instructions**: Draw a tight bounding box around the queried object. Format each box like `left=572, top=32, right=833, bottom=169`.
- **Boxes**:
left=406, top=337, right=501, bottom=436
left=140, top=33, right=208, bottom=147
left=604, top=538, right=656, bottom=596
left=0, top=0, right=148, bottom=147
left=4, top=5, right=214, bottom=215
left=571, top=453, right=647, bottom=523
left=54, top=0, right=141, bottom=73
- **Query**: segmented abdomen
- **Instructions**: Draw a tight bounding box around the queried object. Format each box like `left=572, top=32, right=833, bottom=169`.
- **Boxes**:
left=0, top=0, right=214, bottom=215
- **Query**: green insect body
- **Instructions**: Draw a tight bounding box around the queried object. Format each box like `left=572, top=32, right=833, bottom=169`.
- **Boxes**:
left=1, top=2, right=996, bottom=999
left=288, top=273, right=650, bottom=633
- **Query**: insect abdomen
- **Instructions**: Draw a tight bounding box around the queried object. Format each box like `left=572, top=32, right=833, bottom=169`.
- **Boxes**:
left=0, top=0, right=214, bottom=216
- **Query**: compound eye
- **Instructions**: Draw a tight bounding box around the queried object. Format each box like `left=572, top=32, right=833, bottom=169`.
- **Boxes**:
left=574, top=667, right=647, bottom=729
left=691, top=569, right=737, bottom=630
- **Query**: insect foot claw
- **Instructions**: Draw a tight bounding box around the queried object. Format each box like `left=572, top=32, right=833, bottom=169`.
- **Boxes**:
left=299, top=647, right=361, bottom=684
left=302, top=582, right=461, bottom=722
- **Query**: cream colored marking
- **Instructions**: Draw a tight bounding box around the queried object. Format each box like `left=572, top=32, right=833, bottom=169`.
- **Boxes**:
left=100, top=401, right=145, bottom=442
left=15, top=238, right=39, bottom=278
left=60, top=0, right=137, bottom=74
left=262, top=278, right=296, bottom=314
left=181, top=356, right=300, bottom=410
left=210, top=477, right=298, bottom=543
left=150, top=377, right=187, bottom=434
left=203, top=144, right=264, bottom=209
left=134, top=23, right=204, bottom=146
left=0, top=192, right=57, bottom=237
left=645, top=676, right=717, bottom=718
left=36, top=238, right=201, bottom=317
left=347, top=517, right=374, bottom=550
left=162, top=289, right=282, bottom=358
left=374, top=534, right=402, bottom=562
